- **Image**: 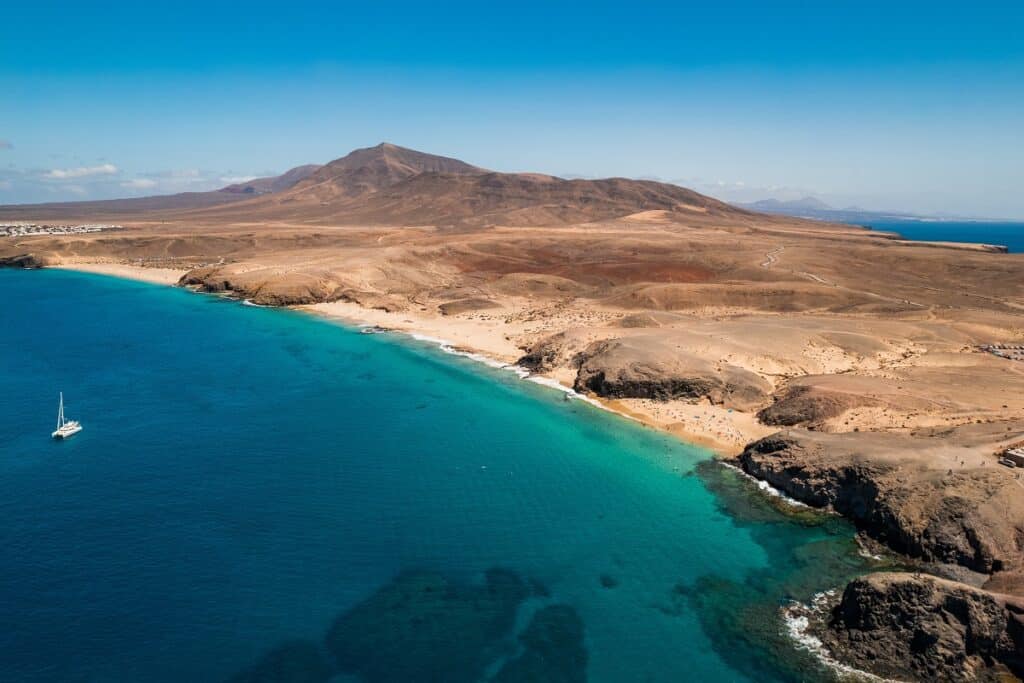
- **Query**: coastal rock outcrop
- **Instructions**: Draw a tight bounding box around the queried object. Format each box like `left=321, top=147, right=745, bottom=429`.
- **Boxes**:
left=757, top=385, right=878, bottom=427
left=823, top=572, right=1024, bottom=681
left=517, top=333, right=571, bottom=373
left=178, top=265, right=412, bottom=310
left=179, top=265, right=346, bottom=306
left=573, top=338, right=772, bottom=410
left=0, top=253, right=50, bottom=269
left=438, top=297, right=501, bottom=316
left=735, top=430, right=1024, bottom=575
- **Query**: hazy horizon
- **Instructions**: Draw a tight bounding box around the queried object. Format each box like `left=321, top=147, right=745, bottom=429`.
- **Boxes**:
left=3, top=1, right=1023, bottom=219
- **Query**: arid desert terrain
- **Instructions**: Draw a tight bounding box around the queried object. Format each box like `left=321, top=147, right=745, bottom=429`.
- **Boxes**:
left=4, top=143, right=1024, bottom=680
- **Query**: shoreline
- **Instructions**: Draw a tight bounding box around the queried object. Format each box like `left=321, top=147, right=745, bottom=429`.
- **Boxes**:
left=301, top=299, right=773, bottom=456
left=46, top=261, right=760, bottom=456
left=3, top=260, right=890, bottom=683
left=30, top=261, right=969, bottom=681
left=297, top=310, right=770, bottom=457
left=50, top=261, right=187, bottom=285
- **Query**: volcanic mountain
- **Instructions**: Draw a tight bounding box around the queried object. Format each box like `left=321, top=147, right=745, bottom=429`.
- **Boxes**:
left=220, top=164, right=322, bottom=195
left=0, top=143, right=748, bottom=226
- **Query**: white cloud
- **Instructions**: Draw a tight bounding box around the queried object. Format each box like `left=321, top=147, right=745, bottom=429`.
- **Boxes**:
left=154, top=168, right=202, bottom=179
left=120, top=178, right=158, bottom=189
left=673, top=177, right=824, bottom=205
left=43, top=163, right=119, bottom=179
left=219, top=175, right=258, bottom=184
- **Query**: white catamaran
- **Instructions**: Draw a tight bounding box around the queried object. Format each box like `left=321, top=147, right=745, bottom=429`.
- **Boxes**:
left=52, top=392, right=82, bottom=439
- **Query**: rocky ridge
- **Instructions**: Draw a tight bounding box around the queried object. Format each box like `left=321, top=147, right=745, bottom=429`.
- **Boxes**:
left=823, top=572, right=1024, bottom=681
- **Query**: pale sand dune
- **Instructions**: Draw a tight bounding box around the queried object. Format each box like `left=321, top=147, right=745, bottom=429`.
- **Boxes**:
left=306, top=300, right=525, bottom=362
left=53, top=262, right=187, bottom=285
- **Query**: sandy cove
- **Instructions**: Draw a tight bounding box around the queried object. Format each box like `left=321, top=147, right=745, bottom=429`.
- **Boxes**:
left=304, top=299, right=776, bottom=454
left=52, top=261, right=187, bottom=286
left=40, top=258, right=1024, bottom=463
left=44, top=262, right=768, bottom=455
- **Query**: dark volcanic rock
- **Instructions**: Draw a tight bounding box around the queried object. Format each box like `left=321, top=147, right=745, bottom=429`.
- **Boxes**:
left=824, top=572, right=1024, bottom=681
left=178, top=266, right=350, bottom=306
left=735, top=431, right=1024, bottom=575
left=324, top=568, right=534, bottom=683
left=179, top=265, right=236, bottom=292
left=577, top=366, right=720, bottom=401
left=572, top=338, right=771, bottom=410
left=0, top=253, right=49, bottom=269
left=516, top=333, right=569, bottom=373
left=757, top=385, right=877, bottom=427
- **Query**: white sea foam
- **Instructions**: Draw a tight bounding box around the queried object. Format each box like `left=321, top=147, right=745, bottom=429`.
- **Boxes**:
left=524, top=375, right=620, bottom=413
left=403, top=333, right=630, bottom=416
left=719, top=462, right=811, bottom=509
left=782, top=591, right=906, bottom=682
left=856, top=544, right=885, bottom=562
left=408, top=333, right=514, bottom=371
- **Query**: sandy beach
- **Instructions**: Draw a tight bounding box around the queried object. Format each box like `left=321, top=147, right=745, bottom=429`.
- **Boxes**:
left=48, top=261, right=762, bottom=454
left=52, top=261, right=187, bottom=286
left=305, top=299, right=777, bottom=453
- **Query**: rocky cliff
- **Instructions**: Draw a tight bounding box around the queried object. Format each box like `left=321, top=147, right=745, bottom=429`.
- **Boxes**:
left=570, top=338, right=772, bottom=411
left=178, top=266, right=353, bottom=306
left=735, top=430, right=1024, bottom=575
left=0, top=253, right=50, bottom=269
left=824, top=572, right=1024, bottom=681
left=735, top=428, right=1024, bottom=679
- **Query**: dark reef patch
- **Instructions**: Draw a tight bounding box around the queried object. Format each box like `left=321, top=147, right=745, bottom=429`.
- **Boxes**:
left=224, top=640, right=333, bottom=683
left=324, top=568, right=578, bottom=683
left=224, top=568, right=585, bottom=683
left=681, top=461, right=901, bottom=682
left=491, top=604, right=587, bottom=683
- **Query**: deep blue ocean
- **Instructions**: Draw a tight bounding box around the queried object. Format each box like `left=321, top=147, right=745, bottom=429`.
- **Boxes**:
left=862, top=220, right=1024, bottom=253
left=0, top=269, right=885, bottom=682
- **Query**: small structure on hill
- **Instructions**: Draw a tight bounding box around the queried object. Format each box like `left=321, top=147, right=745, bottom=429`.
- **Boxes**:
left=1000, top=447, right=1024, bottom=468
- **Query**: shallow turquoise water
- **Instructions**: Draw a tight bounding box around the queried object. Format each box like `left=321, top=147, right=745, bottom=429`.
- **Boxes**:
left=0, top=269, right=881, bottom=682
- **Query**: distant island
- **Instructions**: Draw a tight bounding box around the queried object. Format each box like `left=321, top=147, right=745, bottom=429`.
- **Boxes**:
left=741, top=195, right=1014, bottom=225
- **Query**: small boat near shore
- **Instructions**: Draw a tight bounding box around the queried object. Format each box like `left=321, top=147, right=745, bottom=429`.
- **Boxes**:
left=52, top=392, right=82, bottom=439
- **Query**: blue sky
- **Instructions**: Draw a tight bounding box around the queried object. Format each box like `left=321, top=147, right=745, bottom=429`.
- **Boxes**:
left=2, top=1, right=1022, bottom=217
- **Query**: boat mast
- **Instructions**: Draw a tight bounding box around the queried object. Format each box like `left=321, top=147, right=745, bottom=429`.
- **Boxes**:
left=57, top=392, right=64, bottom=429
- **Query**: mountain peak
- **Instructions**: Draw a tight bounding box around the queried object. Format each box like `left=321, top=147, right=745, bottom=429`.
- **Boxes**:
left=324, top=143, right=486, bottom=174
left=283, top=143, right=487, bottom=201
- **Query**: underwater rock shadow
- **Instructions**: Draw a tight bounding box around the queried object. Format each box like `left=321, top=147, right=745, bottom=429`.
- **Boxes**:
left=668, top=461, right=900, bottom=682
left=223, top=567, right=588, bottom=683
left=224, top=640, right=332, bottom=683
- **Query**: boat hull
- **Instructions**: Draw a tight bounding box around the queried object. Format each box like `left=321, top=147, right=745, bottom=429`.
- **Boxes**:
left=52, top=423, right=82, bottom=439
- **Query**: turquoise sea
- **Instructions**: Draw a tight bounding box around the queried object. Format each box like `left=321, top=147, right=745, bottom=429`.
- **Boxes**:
left=0, top=269, right=885, bottom=682
left=863, top=219, right=1024, bottom=253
